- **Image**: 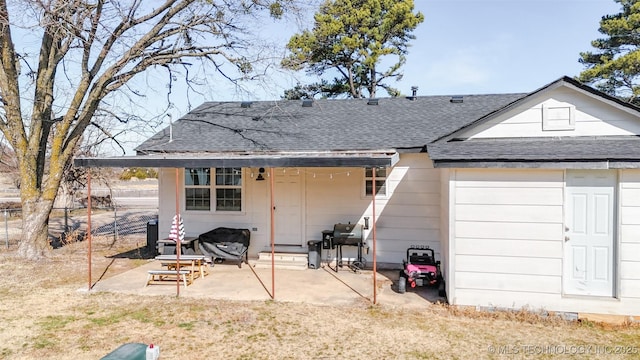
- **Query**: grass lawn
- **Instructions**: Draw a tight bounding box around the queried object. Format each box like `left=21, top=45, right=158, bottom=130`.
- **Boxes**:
left=0, top=235, right=638, bottom=359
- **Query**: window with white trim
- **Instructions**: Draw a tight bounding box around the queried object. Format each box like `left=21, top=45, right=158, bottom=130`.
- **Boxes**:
left=365, top=167, right=387, bottom=196
left=185, top=168, right=242, bottom=211
left=215, top=167, right=242, bottom=211
left=185, top=168, right=211, bottom=211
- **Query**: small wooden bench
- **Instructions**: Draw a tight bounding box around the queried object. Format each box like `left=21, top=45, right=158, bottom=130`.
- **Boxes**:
left=156, top=255, right=210, bottom=282
left=146, top=270, right=191, bottom=288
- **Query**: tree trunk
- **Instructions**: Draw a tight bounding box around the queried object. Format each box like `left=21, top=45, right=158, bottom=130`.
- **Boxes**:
left=17, top=198, right=54, bottom=260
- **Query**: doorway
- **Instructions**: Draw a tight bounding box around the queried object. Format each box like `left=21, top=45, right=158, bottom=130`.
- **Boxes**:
left=274, top=168, right=305, bottom=246
left=563, top=170, right=616, bottom=297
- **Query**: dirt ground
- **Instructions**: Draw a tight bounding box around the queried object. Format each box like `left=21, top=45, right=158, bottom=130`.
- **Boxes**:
left=0, top=235, right=639, bottom=360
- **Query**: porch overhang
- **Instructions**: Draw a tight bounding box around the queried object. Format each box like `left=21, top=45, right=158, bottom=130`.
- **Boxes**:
left=432, top=160, right=640, bottom=169
left=73, top=151, right=400, bottom=168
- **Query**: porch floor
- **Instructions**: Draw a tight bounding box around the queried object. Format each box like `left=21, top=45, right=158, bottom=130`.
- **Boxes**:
left=88, top=259, right=446, bottom=308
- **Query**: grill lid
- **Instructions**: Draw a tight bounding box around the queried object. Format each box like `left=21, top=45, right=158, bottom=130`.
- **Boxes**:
left=333, top=223, right=363, bottom=245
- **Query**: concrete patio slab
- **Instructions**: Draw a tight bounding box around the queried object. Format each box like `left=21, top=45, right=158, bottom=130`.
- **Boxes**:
left=90, top=260, right=445, bottom=309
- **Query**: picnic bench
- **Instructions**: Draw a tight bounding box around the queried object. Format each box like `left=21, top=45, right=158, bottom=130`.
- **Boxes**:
left=146, top=269, right=191, bottom=288
left=146, top=254, right=210, bottom=287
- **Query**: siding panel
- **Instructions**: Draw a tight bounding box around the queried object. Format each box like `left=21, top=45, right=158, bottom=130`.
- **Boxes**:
left=454, top=169, right=564, bottom=184
left=620, top=261, right=640, bottom=280
left=305, top=154, right=441, bottom=264
left=621, top=207, right=640, bottom=225
left=456, top=187, right=563, bottom=205
left=455, top=272, right=561, bottom=293
left=456, top=255, right=561, bottom=276
left=455, top=221, right=562, bottom=241
left=620, top=279, right=640, bottom=298
left=620, top=243, right=640, bottom=262
left=455, top=204, right=562, bottom=223
left=455, top=238, right=562, bottom=258
left=467, top=89, right=640, bottom=139
left=621, top=225, right=640, bottom=243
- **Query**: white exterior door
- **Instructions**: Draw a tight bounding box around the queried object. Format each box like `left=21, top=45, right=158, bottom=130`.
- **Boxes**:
left=564, top=170, right=616, bottom=297
left=274, top=168, right=304, bottom=246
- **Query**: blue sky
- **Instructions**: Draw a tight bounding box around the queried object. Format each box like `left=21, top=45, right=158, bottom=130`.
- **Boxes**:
left=399, top=0, right=621, bottom=96
left=120, top=0, right=622, bottom=154
left=191, top=0, right=621, bottom=101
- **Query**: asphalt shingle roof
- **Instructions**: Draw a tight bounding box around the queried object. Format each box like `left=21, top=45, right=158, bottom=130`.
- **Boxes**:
left=135, top=77, right=640, bottom=164
left=136, top=94, right=526, bottom=153
left=427, top=137, right=640, bottom=162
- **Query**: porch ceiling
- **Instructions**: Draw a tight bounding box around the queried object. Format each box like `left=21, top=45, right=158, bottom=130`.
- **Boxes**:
left=73, top=151, right=400, bottom=168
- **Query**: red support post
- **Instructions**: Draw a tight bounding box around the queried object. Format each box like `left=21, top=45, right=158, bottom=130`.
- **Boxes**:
left=175, top=168, right=181, bottom=297
left=270, top=168, right=275, bottom=300
left=372, top=169, right=377, bottom=305
left=87, top=171, right=92, bottom=291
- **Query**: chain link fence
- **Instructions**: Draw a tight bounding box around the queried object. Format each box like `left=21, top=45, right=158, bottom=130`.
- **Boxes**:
left=2, top=205, right=158, bottom=249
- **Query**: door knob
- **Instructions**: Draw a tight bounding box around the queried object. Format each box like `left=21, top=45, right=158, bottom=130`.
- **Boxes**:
left=564, top=236, right=570, bottom=242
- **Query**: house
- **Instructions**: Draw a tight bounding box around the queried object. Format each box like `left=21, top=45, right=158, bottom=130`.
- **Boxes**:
left=76, top=77, right=640, bottom=317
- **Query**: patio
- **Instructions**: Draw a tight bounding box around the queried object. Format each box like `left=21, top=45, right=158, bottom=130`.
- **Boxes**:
left=90, top=259, right=445, bottom=309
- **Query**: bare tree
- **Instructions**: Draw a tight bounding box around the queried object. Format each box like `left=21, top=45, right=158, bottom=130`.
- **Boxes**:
left=0, top=0, right=299, bottom=259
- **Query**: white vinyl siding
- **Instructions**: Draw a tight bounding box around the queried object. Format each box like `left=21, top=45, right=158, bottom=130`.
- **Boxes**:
left=451, top=169, right=564, bottom=301
left=158, top=154, right=442, bottom=264
left=619, top=170, right=640, bottom=300
left=305, top=154, right=442, bottom=264
left=461, top=88, right=640, bottom=139
left=449, top=168, right=640, bottom=316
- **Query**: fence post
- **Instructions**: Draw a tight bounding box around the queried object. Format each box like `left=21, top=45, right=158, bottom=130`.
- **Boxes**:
left=4, top=209, right=8, bottom=248
left=113, top=205, right=118, bottom=243
left=64, top=207, right=69, bottom=233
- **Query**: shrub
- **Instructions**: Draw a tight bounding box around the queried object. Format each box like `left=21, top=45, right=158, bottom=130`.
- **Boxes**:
left=119, top=167, right=158, bottom=180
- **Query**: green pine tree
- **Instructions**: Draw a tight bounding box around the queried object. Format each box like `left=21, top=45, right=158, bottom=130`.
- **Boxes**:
left=579, top=0, right=640, bottom=104
left=282, top=0, right=424, bottom=99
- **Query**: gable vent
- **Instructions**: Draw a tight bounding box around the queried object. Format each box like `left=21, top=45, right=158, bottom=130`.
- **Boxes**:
left=450, top=96, right=463, bottom=103
left=302, top=99, right=313, bottom=107
left=367, top=98, right=379, bottom=105
left=241, top=101, right=253, bottom=108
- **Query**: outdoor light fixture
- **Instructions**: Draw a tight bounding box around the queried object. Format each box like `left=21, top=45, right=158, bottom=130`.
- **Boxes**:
left=256, top=167, right=265, bottom=181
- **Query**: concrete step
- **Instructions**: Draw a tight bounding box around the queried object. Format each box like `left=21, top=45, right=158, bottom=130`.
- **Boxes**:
left=252, top=252, right=309, bottom=270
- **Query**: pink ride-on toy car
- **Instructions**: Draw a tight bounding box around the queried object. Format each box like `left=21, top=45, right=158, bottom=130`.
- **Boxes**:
left=398, top=245, right=446, bottom=297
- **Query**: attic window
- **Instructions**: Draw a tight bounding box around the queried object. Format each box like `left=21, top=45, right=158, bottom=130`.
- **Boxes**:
left=302, top=99, right=313, bottom=107
left=450, top=96, right=463, bottom=103
left=241, top=101, right=252, bottom=108
left=542, top=103, right=575, bottom=131
left=367, top=98, right=379, bottom=105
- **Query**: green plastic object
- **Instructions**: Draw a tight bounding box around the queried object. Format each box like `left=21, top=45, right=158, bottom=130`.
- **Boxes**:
left=100, top=343, right=148, bottom=360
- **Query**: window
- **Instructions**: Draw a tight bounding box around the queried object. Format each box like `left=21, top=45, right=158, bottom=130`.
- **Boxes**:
left=185, top=168, right=210, bottom=211
left=365, top=167, right=387, bottom=196
left=215, top=168, right=242, bottom=211
left=184, top=168, right=242, bottom=211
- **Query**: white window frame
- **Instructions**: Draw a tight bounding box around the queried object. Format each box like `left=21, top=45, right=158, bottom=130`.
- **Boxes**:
left=213, top=167, right=243, bottom=212
left=363, top=167, right=388, bottom=198
left=184, top=167, right=243, bottom=212
left=184, top=168, right=211, bottom=211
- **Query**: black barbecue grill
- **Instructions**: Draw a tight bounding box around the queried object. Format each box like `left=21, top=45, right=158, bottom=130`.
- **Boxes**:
left=323, top=222, right=366, bottom=272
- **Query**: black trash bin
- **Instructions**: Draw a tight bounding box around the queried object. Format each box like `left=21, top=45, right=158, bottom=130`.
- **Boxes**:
left=307, top=240, right=322, bottom=269
left=146, top=220, right=158, bottom=254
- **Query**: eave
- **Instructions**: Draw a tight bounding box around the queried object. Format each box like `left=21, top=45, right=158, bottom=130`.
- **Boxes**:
left=73, top=151, right=400, bottom=169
